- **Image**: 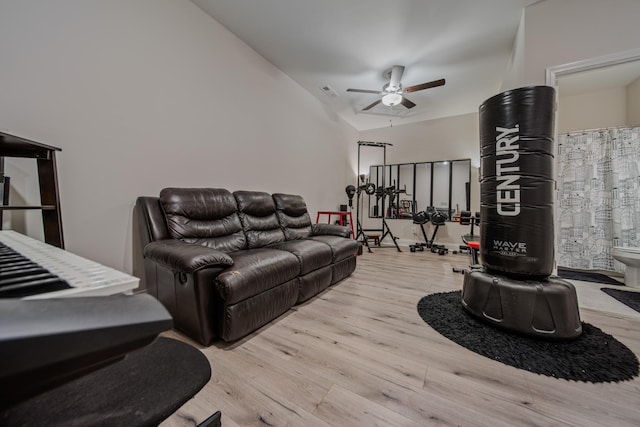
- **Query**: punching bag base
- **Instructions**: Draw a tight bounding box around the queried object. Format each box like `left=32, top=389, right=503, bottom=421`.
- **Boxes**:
left=461, top=268, right=582, bottom=340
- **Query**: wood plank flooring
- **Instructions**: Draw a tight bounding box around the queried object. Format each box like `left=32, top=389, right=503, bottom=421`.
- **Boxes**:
left=161, top=249, right=640, bottom=427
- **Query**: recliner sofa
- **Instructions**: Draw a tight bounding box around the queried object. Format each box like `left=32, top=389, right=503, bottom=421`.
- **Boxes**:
left=136, top=188, right=358, bottom=344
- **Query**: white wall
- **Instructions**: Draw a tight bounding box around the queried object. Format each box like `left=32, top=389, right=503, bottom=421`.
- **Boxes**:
left=627, top=76, right=640, bottom=126
left=519, top=0, right=640, bottom=87
left=358, top=112, right=479, bottom=248
left=501, top=11, right=526, bottom=92
left=512, top=0, right=640, bottom=146
left=0, top=0, right=357, bottom=281
left=558, top=87, right=627, bottom=132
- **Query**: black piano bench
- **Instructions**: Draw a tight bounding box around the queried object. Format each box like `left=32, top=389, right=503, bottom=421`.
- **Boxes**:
left=0, top=337, right=221, bottom=427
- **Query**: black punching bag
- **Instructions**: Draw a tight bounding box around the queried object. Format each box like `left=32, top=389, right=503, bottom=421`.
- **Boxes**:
left=479, top=86, right=555, bottom=279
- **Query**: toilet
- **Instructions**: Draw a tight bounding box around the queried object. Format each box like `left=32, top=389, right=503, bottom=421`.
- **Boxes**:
left=612, top=246, right=640, bottom=288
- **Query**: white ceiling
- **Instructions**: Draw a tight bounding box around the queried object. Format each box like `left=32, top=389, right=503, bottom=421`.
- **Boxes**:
left=191, top=0, right=541, bottom=130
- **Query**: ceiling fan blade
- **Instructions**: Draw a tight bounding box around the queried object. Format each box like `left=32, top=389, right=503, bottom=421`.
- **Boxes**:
left=401, top=97, right=416, bottom=109
left=404, top=78, right=446, bottom=93
left=389, top=65, right=405, bottom=90
left=347, top=88, right=382, bottom=94
left=362, top=99, right=382, bottom=111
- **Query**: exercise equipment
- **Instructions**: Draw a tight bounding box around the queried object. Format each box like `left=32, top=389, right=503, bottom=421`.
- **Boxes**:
left=463, top=270, right=581, bottom=338
left=384, top=184, right=413, bottom=219
left=452, top=211, right=480, bottom=268
left=345, top=185, right=356, bottom=208
left=448, top=212, right=486, bottom=273
left=428, top=209, right=449, bottom=255
left=453, top=240, right=481, bottom=274
left=409, top=211, right=429, bottom=252
left=459, top=211, right=480, bottom=245
left=355, top=141, right=401, bottom=252
left=461, top=86, right=581, bottom=340
left=479, top=86, right=555, bottom=279
left=409, top=208, right=448, bottom=254
left=352, top=171, right=376, bottom=253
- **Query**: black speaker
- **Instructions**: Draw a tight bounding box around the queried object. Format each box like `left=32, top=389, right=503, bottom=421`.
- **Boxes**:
left=339, top=204, right=347, bottom=212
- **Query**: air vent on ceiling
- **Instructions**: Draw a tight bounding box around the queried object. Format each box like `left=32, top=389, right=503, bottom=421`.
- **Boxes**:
left=320, top=85, right=338, bottom=97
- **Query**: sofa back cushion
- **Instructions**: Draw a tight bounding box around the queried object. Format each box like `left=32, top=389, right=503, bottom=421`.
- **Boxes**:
left=272, top=193, right=313, bottom=240
left=234, top=191, right=286, bottom=249
left=160, top=188, right=246, bottom=253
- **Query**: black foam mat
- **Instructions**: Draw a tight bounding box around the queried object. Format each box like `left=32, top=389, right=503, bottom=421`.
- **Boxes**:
left=417, top=291, right=638, bottom=383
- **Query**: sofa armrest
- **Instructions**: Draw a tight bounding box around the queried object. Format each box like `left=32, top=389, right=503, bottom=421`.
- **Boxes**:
left=312, top=223, right=351, bottom=238
left=143, top=240, right=234, bottom=273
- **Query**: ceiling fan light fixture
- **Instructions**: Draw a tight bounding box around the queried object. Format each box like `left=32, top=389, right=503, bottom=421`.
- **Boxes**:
left=381, top=93, right=402, bottom=106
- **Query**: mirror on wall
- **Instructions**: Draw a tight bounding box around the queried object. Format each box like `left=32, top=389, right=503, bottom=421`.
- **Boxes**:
left=396, top=163, right=414, bottom=218
left=432, top=161, right=450, bottom=212
left=367, top=159, right=470, bottom=220
left=451, top=159, right=471, bottom=214
left=414, top=162, right=432, bottom=214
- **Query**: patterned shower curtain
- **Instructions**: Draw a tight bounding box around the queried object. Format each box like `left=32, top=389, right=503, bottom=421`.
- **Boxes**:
left=557, top=127, right=640, bottom=272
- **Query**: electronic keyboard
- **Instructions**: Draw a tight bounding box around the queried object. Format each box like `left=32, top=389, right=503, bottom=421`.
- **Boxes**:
left=0, top=230, right=138, bottom=298
left=0, top=231, right=171, bottom=408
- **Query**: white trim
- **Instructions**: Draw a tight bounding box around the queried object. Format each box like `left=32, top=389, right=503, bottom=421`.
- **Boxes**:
left=545, top=48, right=640, bottom=88
left=546, top=48, right=640, bottom=275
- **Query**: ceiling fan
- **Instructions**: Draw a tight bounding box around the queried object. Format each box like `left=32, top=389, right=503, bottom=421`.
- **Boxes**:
left=347, top=65, right=445, bottom=111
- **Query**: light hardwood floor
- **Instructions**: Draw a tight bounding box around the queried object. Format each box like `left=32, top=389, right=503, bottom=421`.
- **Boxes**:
left=161, top=248, right=640, bottom=427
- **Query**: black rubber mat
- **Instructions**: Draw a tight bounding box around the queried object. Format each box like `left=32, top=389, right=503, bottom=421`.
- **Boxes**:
left=418, top=291, right=639, bottom=383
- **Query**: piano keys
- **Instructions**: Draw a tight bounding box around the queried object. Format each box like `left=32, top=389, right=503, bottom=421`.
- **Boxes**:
left=0, top=230, right=138, bottom=298
left=0, top=241, right=71, bottom=298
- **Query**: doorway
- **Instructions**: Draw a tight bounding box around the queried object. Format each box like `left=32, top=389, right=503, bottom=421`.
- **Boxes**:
left=547, top=48, right=640, bottom=276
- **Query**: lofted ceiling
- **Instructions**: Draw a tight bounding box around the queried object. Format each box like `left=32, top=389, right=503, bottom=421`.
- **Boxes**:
left=191, top=0, right=541, bottom=130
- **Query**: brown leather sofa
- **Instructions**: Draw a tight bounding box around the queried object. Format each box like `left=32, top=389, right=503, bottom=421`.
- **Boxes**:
left=136, top=188, right=358, bottom=344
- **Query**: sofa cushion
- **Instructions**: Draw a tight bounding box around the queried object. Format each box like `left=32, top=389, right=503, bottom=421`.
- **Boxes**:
left=234, top=191, right=286, bottom=248
left=297, top=266, right=332, bottom=304
left=310, top=235, right=359, bottom=262
left=160, top=188, right=246, bottom=253
left=272, top=193, right=313, bottom=240
left=216, top=248, right=300, bottom=305
left=221, top=278, right=299, bottom=342
left=331, top=256, right=357, bottom=285
left=268, top=239, right=332, bottom=275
